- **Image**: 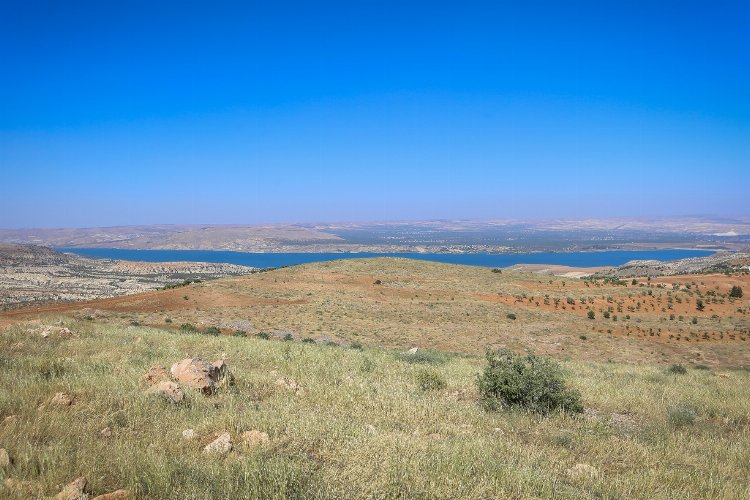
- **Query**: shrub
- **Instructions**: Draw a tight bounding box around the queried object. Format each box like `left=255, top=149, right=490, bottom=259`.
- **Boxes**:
left=282, top=333, right=294, bottom=342
left=301, top=337, right=316, bottom=344
left=129, top=320, right=140, bottom=327
left=729, top=286, right=743, bottom=298
left=603, top=311, right=610, bottom=319
left=491, top=268, right=502, bottom=274
left=667, top=403, right=697, bottom=426
left=477, top=349, right=583, bottom=414
left=203, top=326, right=221, bottom=336
left=232, top=330, right=247, bottom=338
left=506, top=313, right=517, bottom=320
left=667, top=364, right=687, bottom=375
left=255, top=332, right=270, bottom=340
left=587, top=311, right=595, bottom=319
left=579, top=335, right=587, bottom=340
left=180, top=323, right=198, bottom=333
left=694, top=364, right=710, bottom=370
left=350, top=341, right=364, bottom=350
left=164, top=318, right=172, bottom=323
left=416, top=368, right=447, bottom=392
left=696, top=299, right=705, bottom=311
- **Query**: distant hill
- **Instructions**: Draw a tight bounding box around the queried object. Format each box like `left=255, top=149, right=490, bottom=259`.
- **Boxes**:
left=1, top=217, right=748, bottom=253
left=0, top=244, right=253, bottom=308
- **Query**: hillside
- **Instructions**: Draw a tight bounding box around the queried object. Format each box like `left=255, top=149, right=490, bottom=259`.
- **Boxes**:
left=0, top=244, right=253, bottom=308
left=3, top=258, right=749, bottom=368
left=1, top=319, right=748, bottom=498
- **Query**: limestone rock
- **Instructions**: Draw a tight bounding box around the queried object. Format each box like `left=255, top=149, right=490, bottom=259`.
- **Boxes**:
left=142, top=365, right=170, bottom=386
left=170, top=358, right=232, bottom=394
left=100, top=427, right=112, bottom=438
left=182, top=429, right=196, bottom=440
left=146, top=381, right=184, bottom=404
left=275, top=377, right=303, bottom=394
left=92, top=489, right=129, bottom=500
left=203, top=433, right=232, bottom=456
left=240, top=430, right=269, bottom=448
left=54, top=476, right=89, bottom=500
left=0, top=448, right=9, bottom=468
left=51, top=392, right=74, bottom=406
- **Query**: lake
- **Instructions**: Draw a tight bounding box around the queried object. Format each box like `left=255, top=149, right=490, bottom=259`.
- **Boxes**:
left=58, top=248, right=715, bottom=269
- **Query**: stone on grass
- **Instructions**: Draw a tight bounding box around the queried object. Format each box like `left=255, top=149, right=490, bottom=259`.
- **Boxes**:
left=92, top=489, right=129, bottom=500
left=142, top=365, right=170, bottom=385
left=182, top=429, right=196, bottom=440
left=240, top=430, right=269, bottom=448
left=99, top=427, right=112, bottom=438
left=275, top=377, right=303, bottom=394
left=203, top=433, right=232, bottom=456
left=170, top=358, right=232, bottom=394
left=54, top=476, right=88, bottom=500
left=146, top=381, right=184, bottom=404
left=51, top=392, right=74, bottom=406
left=0, top=448, right=9, bottom=468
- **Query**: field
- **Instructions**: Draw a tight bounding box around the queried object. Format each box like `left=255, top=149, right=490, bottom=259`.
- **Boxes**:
left=1, top=258, right=750, bottom=498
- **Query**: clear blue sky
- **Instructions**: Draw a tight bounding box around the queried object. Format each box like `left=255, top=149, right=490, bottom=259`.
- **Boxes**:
left=1, top=1, right=748, bottom=228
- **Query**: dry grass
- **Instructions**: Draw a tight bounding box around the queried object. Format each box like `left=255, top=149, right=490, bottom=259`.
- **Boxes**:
left=1, top=318, right=750, bottom=498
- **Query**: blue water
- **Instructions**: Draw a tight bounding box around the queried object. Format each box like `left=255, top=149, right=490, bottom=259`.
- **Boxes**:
left=58, top=248, right=715, bottom=269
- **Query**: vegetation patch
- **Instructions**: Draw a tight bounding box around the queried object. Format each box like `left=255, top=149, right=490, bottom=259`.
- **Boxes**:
left=477, top=349, right=583, bottom=414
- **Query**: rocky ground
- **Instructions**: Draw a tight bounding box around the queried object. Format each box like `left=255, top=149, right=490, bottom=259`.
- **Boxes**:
left=0, top=244, right=254, bottom=308
left=593, top=251, right=750, bottom=278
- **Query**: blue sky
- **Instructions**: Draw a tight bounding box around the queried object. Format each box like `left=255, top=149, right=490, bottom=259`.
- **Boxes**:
left=1, top=1, right=748, bottom=228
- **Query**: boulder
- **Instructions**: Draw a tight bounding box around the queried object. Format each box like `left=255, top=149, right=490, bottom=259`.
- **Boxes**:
left=146, top=381, right=184, bottom=404
left=240, top=430, right=269, bottom=448
left=142, top=365, right=170, bottom=386
left=54, top=476, right=88, bottom=500
left=51, top=392, right=74, bottom=406
left=170, top=358, right=232, bottom=394
left=92, top=490, right=129, bottom=500
left=203, top=433, right=232, bottom=456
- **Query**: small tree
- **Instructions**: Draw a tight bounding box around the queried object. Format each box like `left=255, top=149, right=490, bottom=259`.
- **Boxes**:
left=477, top=349, right=583, bottom=414
left=587, top=311, right=595, bottom=319
left=729, top=286, right=743, bottom=298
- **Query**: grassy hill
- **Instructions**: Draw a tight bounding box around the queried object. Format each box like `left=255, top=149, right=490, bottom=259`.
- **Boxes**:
left=2, top=320, right=750, bottom=498
left=1, top=258, right=749, bottom=498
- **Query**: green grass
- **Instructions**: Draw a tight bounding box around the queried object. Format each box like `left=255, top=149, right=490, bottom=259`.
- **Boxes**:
left=1, top=319, right=750, bottom=498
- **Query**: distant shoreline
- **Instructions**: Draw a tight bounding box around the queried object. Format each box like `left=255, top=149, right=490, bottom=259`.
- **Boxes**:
left=58, top=248, right=716, bottom=270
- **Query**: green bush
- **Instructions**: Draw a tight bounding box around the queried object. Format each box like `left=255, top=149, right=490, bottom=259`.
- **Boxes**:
left=203, top=326, right=221, bottom=336
left=506, top=313, right=517, bottom=320
left=587, top=311, right=595, bottom=319
left=729, top=285, right=743, bottom=298
left=350, top=341, right=364, bottom=350
left=180, top=323, right=198, bottom=333
left=476, top=349, right=583, bottom=414
left=667, top=364, right=687, bottom=375
left=255, top=332, right=270, bottom=340
left=301, top=337, right=316, bottom=344
left=233, top=330, right=247, bottom=338
left=283, top=333, right=294, bottom=341
left=416, top=368, right=447, bottom=392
